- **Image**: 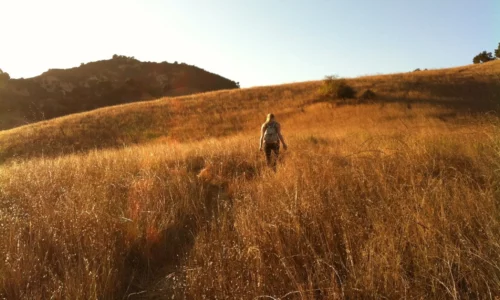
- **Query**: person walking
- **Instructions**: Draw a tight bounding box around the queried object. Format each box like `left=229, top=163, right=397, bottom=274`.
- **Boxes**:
left=259, top=113, right=287, bottom=170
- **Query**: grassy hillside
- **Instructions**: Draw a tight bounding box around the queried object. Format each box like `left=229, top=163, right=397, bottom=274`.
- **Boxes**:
left=0, top=55, right=239, bottom=131
left=0, top=61, right=499, bottom=299
left=1, top=61, right=499, bottom=164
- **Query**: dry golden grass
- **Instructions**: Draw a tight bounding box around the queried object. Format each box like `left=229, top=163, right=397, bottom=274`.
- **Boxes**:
left=1, top=60, right=499, bottom=164
left=1, top=61, right=500, bottom=299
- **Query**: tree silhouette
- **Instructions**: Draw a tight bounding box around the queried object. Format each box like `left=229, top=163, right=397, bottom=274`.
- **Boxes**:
left=473, top=51, right=494, bottom=64
left=495, top=42, right=500, bottom=59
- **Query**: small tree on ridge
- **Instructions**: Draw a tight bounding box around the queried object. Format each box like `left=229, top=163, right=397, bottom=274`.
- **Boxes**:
left=473, top=51, right=494, bottom=64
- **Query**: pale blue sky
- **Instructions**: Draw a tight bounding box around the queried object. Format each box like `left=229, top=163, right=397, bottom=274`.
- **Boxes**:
left=1, top=0, right=499, bottom=87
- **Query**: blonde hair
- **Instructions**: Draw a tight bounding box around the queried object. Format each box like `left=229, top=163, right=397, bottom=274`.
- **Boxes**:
left=265, top=113, right=275, bottom=125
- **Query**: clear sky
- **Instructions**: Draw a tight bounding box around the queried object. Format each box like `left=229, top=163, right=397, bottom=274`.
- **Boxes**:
left=1, top=0, right=499, bottom=87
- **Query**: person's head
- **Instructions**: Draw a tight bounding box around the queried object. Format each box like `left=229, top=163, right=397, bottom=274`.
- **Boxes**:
left=266, top=113, right=275, bottom=123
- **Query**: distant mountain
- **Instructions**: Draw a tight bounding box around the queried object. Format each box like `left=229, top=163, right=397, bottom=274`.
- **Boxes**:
left=0, top=55, right=239, bottom=130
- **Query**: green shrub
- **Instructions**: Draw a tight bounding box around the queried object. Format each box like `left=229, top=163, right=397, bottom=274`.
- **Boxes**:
left=320, top=75, right=356, bottom=99
left=473, top=51, right=494, bottom=64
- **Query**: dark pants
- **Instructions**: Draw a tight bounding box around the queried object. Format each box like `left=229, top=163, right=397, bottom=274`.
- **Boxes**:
left=264, top=143, right=280, bottom=169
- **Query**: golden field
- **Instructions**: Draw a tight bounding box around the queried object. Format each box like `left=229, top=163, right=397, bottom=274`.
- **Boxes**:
left=0, top=61, right=499, bottom=299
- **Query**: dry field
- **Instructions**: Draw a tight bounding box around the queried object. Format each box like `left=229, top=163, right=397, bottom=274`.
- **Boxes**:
left=0, top=61, right=499, bottom=299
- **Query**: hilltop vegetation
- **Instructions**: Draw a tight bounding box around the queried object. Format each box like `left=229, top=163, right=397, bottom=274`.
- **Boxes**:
left=0, top=61, right=500, bottom=299
left=0, top=55, right=239, bottom=130
left=472, top=41, right=500, bottom=64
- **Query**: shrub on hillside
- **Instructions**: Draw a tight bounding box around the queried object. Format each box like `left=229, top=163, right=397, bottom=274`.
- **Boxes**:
left=0, top=69, right=10, bottom=88
left=473, top=51, right=494, bottom=64
left=495, top=42, right=500, bottom=59
left=112, top=54, right=137, bottom=61
left=359, top=89, right=377, bottom=100
left=0, top=68, right=10, bottom=81
left=320, top=75, right=356, bottom=100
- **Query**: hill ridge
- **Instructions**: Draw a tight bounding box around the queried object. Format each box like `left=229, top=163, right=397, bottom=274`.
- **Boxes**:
left=0, top=55, right=239, bottom=130
left=0, top=60, right=499, bottom=164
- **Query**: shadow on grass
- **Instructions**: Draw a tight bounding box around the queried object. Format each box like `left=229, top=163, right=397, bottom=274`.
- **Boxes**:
left=121, top=158, right=260, bottom=298
left=122, top=181, right=233, bottom=299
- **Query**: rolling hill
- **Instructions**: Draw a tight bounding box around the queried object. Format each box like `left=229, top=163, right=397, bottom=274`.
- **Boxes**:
left=0, top=55, right=239, bottom=131
left=0, top=60, right=499, bottom=164
left=0, top=61, right=499, bottom=299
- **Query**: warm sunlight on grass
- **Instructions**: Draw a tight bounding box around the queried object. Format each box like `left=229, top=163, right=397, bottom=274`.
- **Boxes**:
left=1, top=61, right=500, bottom=299
left=1, top=60, right=499, bottom=164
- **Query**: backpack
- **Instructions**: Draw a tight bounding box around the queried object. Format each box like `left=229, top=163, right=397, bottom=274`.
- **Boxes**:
left=264, top=122, right=279, bottom=144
